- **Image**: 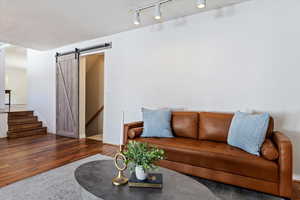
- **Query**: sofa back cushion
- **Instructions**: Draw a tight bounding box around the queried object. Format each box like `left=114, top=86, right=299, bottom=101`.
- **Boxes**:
left=198, top=112, right=274, bottom=142
left=266, top=117, right=274, bottom=138
left=171, top=112, right=198, bottom=139
left=199, top=112, right=233, bottom=142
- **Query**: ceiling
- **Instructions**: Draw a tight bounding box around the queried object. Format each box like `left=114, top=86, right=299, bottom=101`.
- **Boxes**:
left=0, top=0, right=249, bottom=50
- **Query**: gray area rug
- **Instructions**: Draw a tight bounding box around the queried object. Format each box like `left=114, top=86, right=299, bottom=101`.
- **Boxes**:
left=0, top=155, right=110, bottom=200
left=192, top=177, right=283, bottom=200
left=0, top=154, right=283, bottom=200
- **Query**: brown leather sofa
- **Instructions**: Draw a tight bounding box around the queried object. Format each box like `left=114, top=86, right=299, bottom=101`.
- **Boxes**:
left=124, top=111, right=293, bottom=198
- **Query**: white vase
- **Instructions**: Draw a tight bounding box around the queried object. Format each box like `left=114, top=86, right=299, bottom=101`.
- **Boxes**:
left=135, top=165, right=148, bottom=181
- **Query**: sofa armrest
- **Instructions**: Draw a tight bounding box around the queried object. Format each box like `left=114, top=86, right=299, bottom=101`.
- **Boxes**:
left=123, top=121, right=143, bottom=144
left=272, top=131, right=293, bottom=198
left=128, top=127, right=143, bottom=139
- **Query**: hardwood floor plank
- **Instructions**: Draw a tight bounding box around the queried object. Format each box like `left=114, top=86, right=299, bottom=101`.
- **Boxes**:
left=0, top=134, right=105, bottom=187
left=293, top=181, right=300, bottom=200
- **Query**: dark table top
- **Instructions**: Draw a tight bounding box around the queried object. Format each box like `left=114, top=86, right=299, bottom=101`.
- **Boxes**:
left=74, top=160, right=217, bottom=200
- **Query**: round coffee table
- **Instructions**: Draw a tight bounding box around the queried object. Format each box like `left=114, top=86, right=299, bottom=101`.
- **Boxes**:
left=75, top=160, right=218, bottom=200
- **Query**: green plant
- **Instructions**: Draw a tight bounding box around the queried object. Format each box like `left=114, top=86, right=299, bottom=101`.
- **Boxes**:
left=123, top=141, right=165, bottom=172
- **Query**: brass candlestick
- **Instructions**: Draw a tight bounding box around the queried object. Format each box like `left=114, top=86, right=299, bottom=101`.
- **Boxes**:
left=112, top=145, right=128, bottom=186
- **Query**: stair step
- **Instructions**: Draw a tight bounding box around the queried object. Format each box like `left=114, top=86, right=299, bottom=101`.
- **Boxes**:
left=8, top=116, right=38, bottom=125
left=8, top=111, right=34, bottom=117
left=8, top=122, right=43, bottom=132
left=8, top=127, right=47, bottom=139
left=8, top=115, right=36, bottom=120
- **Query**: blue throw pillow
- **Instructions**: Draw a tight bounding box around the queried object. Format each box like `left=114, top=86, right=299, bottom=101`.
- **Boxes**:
left=227, top=112, right=270, bottom=156
left=141, top=108, right=174, bottom=138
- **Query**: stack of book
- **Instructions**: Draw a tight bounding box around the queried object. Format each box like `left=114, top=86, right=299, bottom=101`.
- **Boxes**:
left=128, top=173, right=163, bottom=189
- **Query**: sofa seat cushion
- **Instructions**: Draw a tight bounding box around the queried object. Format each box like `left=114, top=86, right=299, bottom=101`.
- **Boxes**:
left=133, top=137, right=278, bottom=182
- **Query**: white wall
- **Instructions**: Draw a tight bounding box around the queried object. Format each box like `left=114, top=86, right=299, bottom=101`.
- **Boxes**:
left=0, top=113, right=8, bottom=138
left=0, top=49, right=5, bottom=109
left=27, top=50, right=56, bottom=132
left=27, top=0, right=300, bottom=177
left=4, top=46, right=28, bottom=105
left=5, top=68, right=28, bottom=104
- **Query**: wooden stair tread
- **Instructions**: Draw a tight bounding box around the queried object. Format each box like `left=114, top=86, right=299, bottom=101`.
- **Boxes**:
left=8, top=127, right=46, bottom=133
left=8, top=116, right=38, bottom=125
left=8, top=115, right=35, bottom=120
left=8, top=127, right=47, bottom=139
left=8, top=111, right=34, bottom=117
left=8, top=122, right=42, bottom=131
left=8, top=116, right=37, bottom=120
left=8, top=125, right=44, bottom=134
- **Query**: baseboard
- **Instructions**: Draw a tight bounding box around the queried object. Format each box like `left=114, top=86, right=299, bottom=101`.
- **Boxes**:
left=294, top=174, right=300, bottom=182
left=103, top=143, right=119, bottom=147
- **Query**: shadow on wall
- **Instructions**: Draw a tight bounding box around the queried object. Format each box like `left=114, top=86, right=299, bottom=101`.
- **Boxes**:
left=149, top=4, right=238, bottom=32
left=214, top=4, right=236, bottom=19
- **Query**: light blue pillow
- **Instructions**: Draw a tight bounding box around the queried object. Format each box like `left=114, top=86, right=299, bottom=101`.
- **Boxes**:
left=227, top=112, right=270, bottom=156
left=141, top=108, right=174, bottom=138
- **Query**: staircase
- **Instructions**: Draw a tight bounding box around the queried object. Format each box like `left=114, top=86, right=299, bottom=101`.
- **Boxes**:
left=7, top=111, right=47, bottom=139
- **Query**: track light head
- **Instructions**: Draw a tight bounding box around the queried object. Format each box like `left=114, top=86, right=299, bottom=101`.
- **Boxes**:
left=196, top=0, right=206, bottom=9
left=133, top=10, right=141, bottom=25
left=154, top=3, right=161, bottom=20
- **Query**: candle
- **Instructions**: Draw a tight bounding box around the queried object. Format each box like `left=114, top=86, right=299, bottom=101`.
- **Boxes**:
left=120, top=111, right=124, bottom=145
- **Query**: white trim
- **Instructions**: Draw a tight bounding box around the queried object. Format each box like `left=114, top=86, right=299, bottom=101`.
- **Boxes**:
left=79, top=50, right=105, bottom=57
left=102, top=51, right=109, bottom=144
left=294, top=174, right=300, bottom=181
left=0, top=44, right=11, bottom=49
left=0, top=113, right=8, bottom=138
left=0, top=49, right=5, bottom=109
left=79, top=56, right=86, bottom=139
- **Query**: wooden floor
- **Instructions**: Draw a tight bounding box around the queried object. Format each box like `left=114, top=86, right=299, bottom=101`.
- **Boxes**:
left=0, top=134, right=117, bottom=187
left=294, top=181, right=300, bottom=200
left=0, top=134, right=299, bottom=199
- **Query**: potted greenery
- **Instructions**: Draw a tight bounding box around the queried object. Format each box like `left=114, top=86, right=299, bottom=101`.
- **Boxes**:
left=123, top=141, right=165, bottom=181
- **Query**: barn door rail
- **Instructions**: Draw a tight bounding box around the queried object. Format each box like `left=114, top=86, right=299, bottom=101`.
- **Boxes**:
left=55, top=42, right=112, bottom=62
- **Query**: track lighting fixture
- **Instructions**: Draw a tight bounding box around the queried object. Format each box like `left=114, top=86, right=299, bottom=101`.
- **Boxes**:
left=196, top=0, right=206, bottom=9
left=131, top=0, right=170, bottom=25
left=154, top=3, right=162, bottom=20
left=133, top=10, right=141, bottom=25
left=132, top=0, right=207, bottom=25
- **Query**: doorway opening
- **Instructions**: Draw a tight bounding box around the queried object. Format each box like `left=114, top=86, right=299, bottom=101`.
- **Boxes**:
left=79, top=53, right=105, bottom=141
